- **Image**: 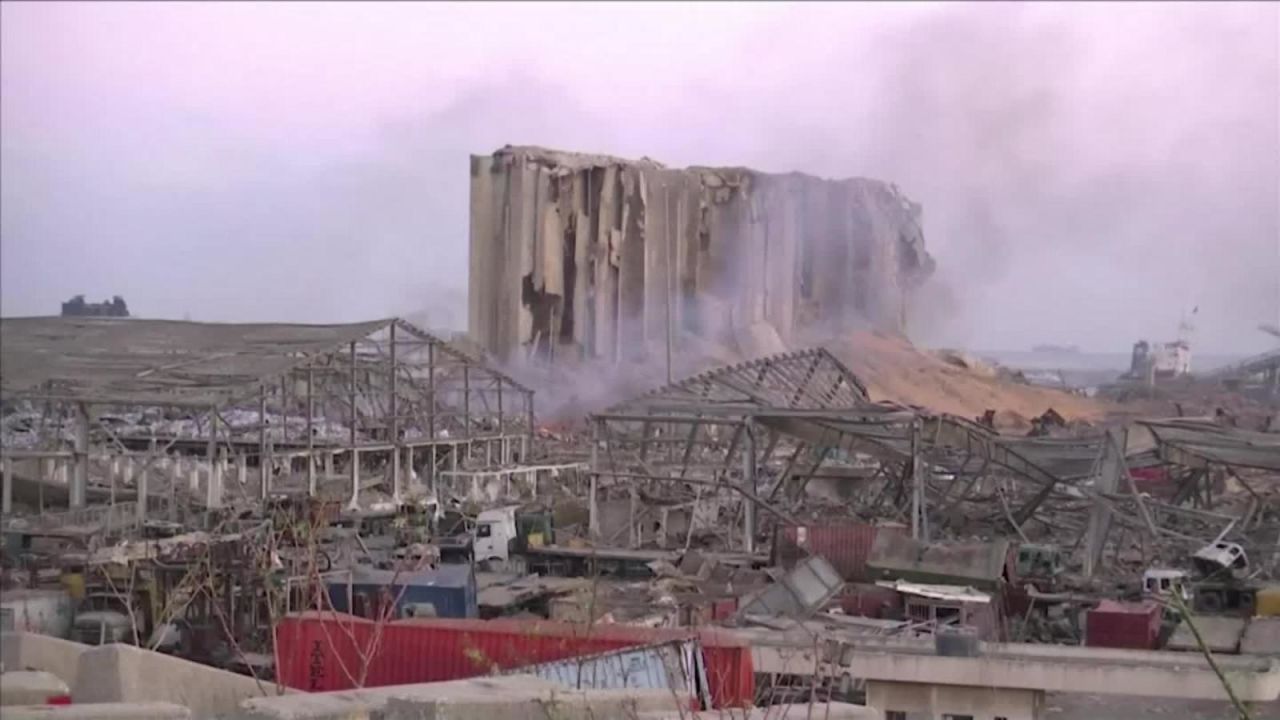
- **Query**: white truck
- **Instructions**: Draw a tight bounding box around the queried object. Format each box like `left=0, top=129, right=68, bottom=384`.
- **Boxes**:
left=473, top=505, right=522, bottom=565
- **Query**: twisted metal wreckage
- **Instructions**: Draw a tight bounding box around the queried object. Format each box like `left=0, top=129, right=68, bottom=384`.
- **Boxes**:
left=0, top=316, right=541, bottom=537
left=589, top=347, right=1280, bottom=581
left=2, top=318, right=1277, bottom=587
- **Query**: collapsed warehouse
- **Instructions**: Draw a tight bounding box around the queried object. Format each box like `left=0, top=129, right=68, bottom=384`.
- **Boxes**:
left=3, top=149, right=1280, bottom=718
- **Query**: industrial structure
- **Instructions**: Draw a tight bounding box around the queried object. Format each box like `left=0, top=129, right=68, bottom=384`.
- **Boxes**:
left=586, top=347, right=1280, bottom=577
left=0, top=316, right=534, bottom=523
left=3, top=150, right=1279, bottom=720
left=468, top=146, right=934, bottom=366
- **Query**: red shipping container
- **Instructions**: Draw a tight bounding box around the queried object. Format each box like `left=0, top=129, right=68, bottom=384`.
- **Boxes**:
left=833, top=583, right=902, bottom=619
left=699, top=631, right=756, bottom=709
left=710, top=598, right=738, bottom=622
left=275, top=612, right=755, bottom=708
left=1086, top=600, right=1161, bottom=650
left=773, top=523, right=905, bottom=582
left=1130, top=467, right=1175, bottom=498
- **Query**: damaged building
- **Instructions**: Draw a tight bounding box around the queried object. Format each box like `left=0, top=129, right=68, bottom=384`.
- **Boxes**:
left=469, top=146, right=934, bottom=365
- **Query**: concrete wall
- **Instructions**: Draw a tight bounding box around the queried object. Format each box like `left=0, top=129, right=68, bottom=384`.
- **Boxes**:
left=236, top=674, right=689, bottom=720
left=1, top=631, right=91, bottom=684
left=72, top=643, right=289, bottom=718
left=751, top=643, right=1280, bottom=703
left=867, top=680, right=1043, bottom=720
left=469, top=146, right=934, bottom=365
left=2, top=702, right=192, bottom=720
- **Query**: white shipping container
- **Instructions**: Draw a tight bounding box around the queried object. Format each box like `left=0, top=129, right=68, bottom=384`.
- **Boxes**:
left=0, top=589, right=73, bottom=639
left=506, top=638, right=709, bottom=709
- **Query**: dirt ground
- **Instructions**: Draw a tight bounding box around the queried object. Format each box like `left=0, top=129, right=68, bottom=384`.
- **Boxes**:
left=1047, top=694, right=1280, bottom=720
left=825, top=330, right=1108, bottom=427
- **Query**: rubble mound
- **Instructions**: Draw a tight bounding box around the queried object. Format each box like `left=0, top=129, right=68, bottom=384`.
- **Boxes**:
left=824, top=331, right=1107, bottom=425
left=519, top=327, right=1107, bottom=428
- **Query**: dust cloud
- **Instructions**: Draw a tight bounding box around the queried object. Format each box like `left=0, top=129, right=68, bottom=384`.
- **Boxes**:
left=1, top=2, right=1276, bottom=355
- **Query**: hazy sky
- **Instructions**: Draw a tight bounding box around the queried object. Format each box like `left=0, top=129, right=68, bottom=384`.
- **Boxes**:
left=2, top=2, right=1277, bottom=353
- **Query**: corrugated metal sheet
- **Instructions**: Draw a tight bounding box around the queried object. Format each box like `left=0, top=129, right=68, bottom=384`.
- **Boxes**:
left=507, top=639, right=706, bottom=708
left=739, top=556, right=844, bottom=618
left=774, top=523, right=900, bottom=582
left=273, top=613, right=754, bottom=708
left=1086, top=600, right=1161, bottom=650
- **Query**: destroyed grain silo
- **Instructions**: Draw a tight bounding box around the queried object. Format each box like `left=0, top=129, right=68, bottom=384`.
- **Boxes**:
left=468, top=146, right=935, bottom=365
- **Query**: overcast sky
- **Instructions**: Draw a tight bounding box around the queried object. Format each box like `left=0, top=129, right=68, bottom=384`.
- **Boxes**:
left=2, top=2, right=1277, bottom=354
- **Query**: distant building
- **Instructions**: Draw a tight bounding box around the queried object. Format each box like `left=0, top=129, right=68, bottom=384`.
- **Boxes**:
left=1129, top=339, right=1191, bottom=380
left=60, top=295, right=130, bottom=318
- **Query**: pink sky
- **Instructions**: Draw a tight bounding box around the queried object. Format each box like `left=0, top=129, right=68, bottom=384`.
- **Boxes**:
left=2, top=2, right=1277, bottom=354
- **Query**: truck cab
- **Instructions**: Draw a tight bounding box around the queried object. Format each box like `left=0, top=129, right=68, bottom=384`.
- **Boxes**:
left=72, top=592, right=139, bottom=645
left=1191, top=541, right=1249, bottom=580
left=1012, top=543, right=1064, bottom=591
left=474, top=506, right=520, bottom=564
left=1142, top=568, right=1192, bottom=605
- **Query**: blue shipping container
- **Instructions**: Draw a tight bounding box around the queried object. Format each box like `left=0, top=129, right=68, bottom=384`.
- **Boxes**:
left=325, top=565, right=477, bottom=619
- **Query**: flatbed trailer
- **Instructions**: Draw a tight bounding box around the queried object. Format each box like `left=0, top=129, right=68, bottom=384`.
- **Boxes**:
left=523, top=544, right=679, bottom=578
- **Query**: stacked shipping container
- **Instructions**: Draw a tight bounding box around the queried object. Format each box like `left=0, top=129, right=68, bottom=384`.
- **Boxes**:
left=774, top=522, right=908, bottom=619
left=1086, top=600, right=1162, bottom=650
left=773, top=523, right=887, bottom=582
left=274, top=612, right=754, bottom=708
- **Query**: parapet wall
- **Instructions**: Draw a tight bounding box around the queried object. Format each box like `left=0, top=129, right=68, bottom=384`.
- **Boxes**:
left=1, top=633, right=290, bottom=718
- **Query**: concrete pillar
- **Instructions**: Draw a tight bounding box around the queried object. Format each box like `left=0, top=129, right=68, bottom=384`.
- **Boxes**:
left=56, top=460, right=69, bottom=487
left=206, top=459, right=222, bottom=509
left=2, top=456, right=12, bottom=515
left=71, top=404, right=89, bottom=509
left=402, top=447, right=413, bottom=493
left=347, top=450, right=361, bottom=509
left=588, top=472, right=599, bottom=539
left=426, top=447, right=436, bottom=495
left=628, top=485, right=639, bottom=548
left=135, top=464, right=148, bottom=523
left=325, top=452, right=334, bottom=480
left=391, top=447, right=401, bottom=502
left=120, top=457, right=133, bottom=515
left=237, top=454, right=247, bottom=486
left=743, top=426, right=756, bottom=554
left=307, top=454, right=317, bottom=498
left=189, top=465, right=200, bottom=494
